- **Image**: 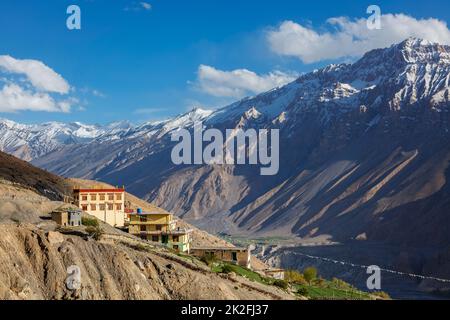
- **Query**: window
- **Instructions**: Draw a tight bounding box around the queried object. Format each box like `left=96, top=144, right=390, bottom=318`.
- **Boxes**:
left=99, top=204, right=105, bottom=211
left=108, top=194, right=114, bottom=201
left=173, top=236, right=179, bottom=242
left=107, top=204, right=113, bottom=210
left=116, top=204, right=122, bottom=210
left=156, top=225, right=162, bottom=231
left=139, top=216, right=147, bottom=222
left=82, top=195, right=88, bottom=201
left=90, top=204, right=96, bottom=211
left=140, top=225, right=146, bottom=232
left=91, top=194, right=97, bottom=201
left=99, top=194, right=105, bottom=201
left=82, top=205, right=88, bottom=211
left=232, top=252, right=238, bottom=261
left=152, top=236, right=159, bottom=242
left=116, top=194, right=122, bottom=201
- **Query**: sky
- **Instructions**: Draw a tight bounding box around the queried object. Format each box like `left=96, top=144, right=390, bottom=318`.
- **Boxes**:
left=1, top=0, right=450, bottom=125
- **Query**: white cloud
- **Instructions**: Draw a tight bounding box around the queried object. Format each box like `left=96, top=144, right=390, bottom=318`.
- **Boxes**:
left=0, top=55, right=76, bottom=113
left=195, top=64, right=298, bottom=98
left=0, top=55, right=70, bottom=93
left=125, top=2, right=152, bottom=11
left=267, top=14, right=450, bottom=63
left=140, top=2, right=152, bottom=10
left=0, top=84, right=73, bottom=113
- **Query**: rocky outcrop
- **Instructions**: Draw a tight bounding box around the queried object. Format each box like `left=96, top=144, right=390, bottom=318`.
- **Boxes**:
left=0, top=224, right=292, bottom=300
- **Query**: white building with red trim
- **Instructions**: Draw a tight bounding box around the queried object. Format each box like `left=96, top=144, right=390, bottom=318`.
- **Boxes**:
left=73, top=187, right=125, bottom=227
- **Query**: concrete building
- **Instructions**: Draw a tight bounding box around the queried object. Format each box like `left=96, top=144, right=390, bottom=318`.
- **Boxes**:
left=51, top=209, right=82, bottom=227
left=190, top=247, right=251, bottom=269
left=128, top=209, right=192, bottom=253
left=73, top=187, right=125, bottom=227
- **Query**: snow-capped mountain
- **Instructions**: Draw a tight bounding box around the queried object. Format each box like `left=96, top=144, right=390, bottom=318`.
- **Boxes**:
left=2, top=39, right=450, bottom=253
left=0, top=119, right=107, bottom=161
left=0, top=108, right=214, bottom=161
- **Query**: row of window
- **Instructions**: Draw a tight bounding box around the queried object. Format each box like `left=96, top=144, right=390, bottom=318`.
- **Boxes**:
left=140, top=235, right=180, bottom=243
left=81, top=203, right=122, bottom=211
left=78, top=193, right=123, bottom=201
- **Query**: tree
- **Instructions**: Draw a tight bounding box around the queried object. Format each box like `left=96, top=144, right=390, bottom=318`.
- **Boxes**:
left=303, top=267, right=318, bottom=284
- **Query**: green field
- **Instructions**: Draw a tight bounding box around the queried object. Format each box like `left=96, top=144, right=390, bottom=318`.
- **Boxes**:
left=210, top=262, right=379, bottom=300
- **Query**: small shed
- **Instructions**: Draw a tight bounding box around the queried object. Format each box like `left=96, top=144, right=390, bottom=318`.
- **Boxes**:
left=51, top=209, right=82, bottom=227
left=190, top=247, right=251, bottom=269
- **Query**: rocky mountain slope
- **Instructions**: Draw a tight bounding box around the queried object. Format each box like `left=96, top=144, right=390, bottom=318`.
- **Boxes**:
left=0, top=151, right=289, bottom=300
left=0, top=223, right=293, bottom=300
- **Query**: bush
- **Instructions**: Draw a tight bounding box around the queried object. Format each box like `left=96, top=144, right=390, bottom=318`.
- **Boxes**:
left=201, top=253, right=219, bottom=266
left=297, top=287, right=309, bottom=296
left=285, top=270, right=307, bottom=285
left=221, top=264, right=234, bottom=274
left=82, top=216, right=99, bottom=227
left=331, top=277, right=352, bottom=289
left=272, top=279, right=288, bottom=290
left=303, top=267, right=318, bottom=284
left=85, top=226, right=103, bottom=240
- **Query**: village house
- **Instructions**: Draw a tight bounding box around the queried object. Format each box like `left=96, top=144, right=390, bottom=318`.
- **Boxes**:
left=190, top=247, right=251, bottom=269
left=51, top=209, right=82, bottom=227
left=128, top=208, right=192, bottom=253
left=73, top=187, right=125, bottom=227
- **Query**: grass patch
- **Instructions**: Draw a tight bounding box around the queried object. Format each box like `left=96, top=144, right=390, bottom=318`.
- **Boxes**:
left=82, top=216, right=99, bottom=227
left=212, top=262, right=274, bottom=285
left=293, top=281, right=373, bottom=300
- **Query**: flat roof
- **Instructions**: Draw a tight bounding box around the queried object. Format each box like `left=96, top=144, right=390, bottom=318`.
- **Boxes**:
left=74, top=189, right=125, bottom=193
left=130, top=211, right=172, bottom=216
left=191, top=247, right=248, bottom=251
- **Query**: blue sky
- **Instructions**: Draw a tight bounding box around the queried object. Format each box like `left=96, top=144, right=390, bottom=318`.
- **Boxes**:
left=1, top=0, right=450, bottom=124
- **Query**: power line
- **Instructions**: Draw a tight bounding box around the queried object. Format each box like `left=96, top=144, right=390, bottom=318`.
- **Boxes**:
left=288, top=251, right=450, bottom=283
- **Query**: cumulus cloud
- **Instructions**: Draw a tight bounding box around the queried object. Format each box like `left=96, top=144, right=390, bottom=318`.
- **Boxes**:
left=195, top=64, right=298, bottom=98
left=0, top=55, right=70, bottom=94
left=0, top=55, right=75, bottom=113
left=0, top=84, right=73, bottom=113
left=267, top=14, right=450, bottom=63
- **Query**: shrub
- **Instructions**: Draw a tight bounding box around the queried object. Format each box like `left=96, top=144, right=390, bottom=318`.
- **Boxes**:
left=303, top=267, right=318, bottom=284
left=285, top=270, right=307, bottom=285
left=85, top=226, right=103, bottom=240
left=297, top=287, right=309, bottom=296
left=273, top=279, right=288, bottom=290
left=221, top=264, right=234, bottom=274
left=331, top=277, right=352, bottom=289
left=82, top=217, right=99, bottom=227
left=201, top=253, right=218, bottom=266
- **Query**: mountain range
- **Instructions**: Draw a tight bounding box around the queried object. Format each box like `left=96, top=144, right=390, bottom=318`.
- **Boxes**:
left=1, top=38, right=449, bottom=260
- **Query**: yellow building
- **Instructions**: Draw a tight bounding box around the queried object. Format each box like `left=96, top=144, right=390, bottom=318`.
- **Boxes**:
left=73, top=187, right=125, bottom=227
left=128, top=209, right=192, bottom=253
left=190, top=247, right=251, bottom=268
